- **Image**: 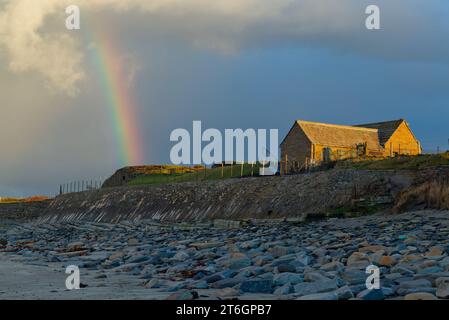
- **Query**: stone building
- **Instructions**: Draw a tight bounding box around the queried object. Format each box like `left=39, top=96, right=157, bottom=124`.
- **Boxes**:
left=280, top=119, right=421, bottom=172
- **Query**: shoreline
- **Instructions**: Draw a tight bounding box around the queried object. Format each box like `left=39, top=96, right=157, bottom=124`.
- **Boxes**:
left=1, top=209, right=449, bottom=300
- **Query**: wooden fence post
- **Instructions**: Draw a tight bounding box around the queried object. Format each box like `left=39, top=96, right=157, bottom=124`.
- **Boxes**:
left=280, top=160, right=283, bottom=176
left=285, top=154, right=288, bottom=175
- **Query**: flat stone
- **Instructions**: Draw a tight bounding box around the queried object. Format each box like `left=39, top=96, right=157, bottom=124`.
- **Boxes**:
left=254, top=255, right=274, bottom=266
left=426, top=246, right=444, bottom=257
left=173, top=251, right=190, bottom=261
left=293, top=279, right=338, bottom=296
left=210, top=278, right=243, bottom=289
left=273, top=273, right=303, bottom=286
left=240, top=279, right=273, bottom=294
left=213, top=287, right=239, bottom=298
left=56, top=250, right=88, bottom=258
left=277, top=263, right=296, bottom=273
left=205, top=274, right=224, bottom=284
left=404, top=292, right=438, bottom=300
left=108, top=251, right=124, bottom=261
left=166, top=290, right=199, bottom=300
left=341, top=270, right=367, bottom=285
left=296, top=291, right=338, bottom=300
left=127, top=255, right=149, bottom=264
left=274, top=283, right=293, bottom=295
left=270, top=246, right=291, bottom=258
left=418, top=266, right=443, bottom=274
left=391, top=265, right=414, bottom=275
left=397, top=287, right=436, bottom=296
left=192, top=280, right=208, bottom=289
left=228, top=257, right=252, bottom=270
left=144, top=278, right=161, bottom=288
left=378, top=256, right=397, bottom=267
left=127, top=238, right=139, bottom=246
left=321, top=261, right=344, bottom=272
left=189, top=242, right=222, bottom=250
left=304, top=271, right=331, bottom=282
left=67, top=241, right=85, bottom=251
left=399, top=279, right=432, bottom=289
left=356, top=289, right=385, bottom=300
left=346, top=252, right=370, bottom=268
left=436, top=277, right=449, bottom=298
left=359, top=245, right=387, bottom=253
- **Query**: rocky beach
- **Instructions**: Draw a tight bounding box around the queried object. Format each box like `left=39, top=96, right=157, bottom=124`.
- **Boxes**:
left=1, top=209, right=449, bottom=300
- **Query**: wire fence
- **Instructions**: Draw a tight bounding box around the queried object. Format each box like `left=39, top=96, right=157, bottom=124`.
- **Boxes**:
left=127, top=162, right=268, bottom=186
left=59, top=179, right=104, bottom=195
left=57, top=145, right=449, bottom=193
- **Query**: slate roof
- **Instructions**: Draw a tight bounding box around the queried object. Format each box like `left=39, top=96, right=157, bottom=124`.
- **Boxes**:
left=354, top=119, right=404, bottom=146
left=296, top=120, right=382, bottom=150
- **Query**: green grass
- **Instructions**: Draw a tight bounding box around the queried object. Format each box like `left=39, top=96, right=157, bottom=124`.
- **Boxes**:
left=336, top=153, right=449, bottom=170
left=128, top=163, right=264, bottom=186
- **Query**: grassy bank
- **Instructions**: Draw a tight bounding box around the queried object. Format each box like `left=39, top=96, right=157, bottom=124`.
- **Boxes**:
left=128, top=163, right=264, bottom=186
left=336, top=152, right=449, bottom=170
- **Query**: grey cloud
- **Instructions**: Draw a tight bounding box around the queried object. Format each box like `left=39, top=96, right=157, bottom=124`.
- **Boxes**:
left=1, top=0, right=449, bottom=95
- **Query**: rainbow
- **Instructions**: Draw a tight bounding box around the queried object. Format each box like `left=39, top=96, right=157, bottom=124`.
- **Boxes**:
left=86, top=26, right=144, bottom=166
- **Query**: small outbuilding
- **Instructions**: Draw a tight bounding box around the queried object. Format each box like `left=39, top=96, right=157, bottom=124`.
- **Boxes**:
left=280, top=119, right=421, bottom=172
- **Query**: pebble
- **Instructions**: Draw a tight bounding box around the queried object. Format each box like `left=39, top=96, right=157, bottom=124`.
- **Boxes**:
left=273, top=273, right=303, bottom=286
left=404, top=292, right=438, bottom=300
left=166, top=290, right=198, bottom=300
left=240, top=279, right=273, bottom=294
left=293, top=279, right=338, bottom=296
left=378, top=256, right=397, bottom=267
left=228, top=257, right=252, bottom=270
left=436, top=277, right=449, bottom=298
left=356, top=289, right=385, bottom=300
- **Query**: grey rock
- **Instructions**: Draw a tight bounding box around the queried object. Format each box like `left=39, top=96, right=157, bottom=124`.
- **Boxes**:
left=277, top=263, right=297, bottom=273
left=293, top=279, right=338, bottom=296
left=211, top=278, right=243, bottom=289
left=398, top=279, right=432, bottom=289
left=296, top=291, right=338, bottom=300
left=320, top=261, right=344, bottom=272
left=166, top=290, right=198, bottom=300
left=240, top=279, right=273, bottom=294
left=304, top=271, right=331, bottom=282
left=357, top=289, right=385, bottom=300
left=228, top=257, right=252, bottom=270
left=173, top=251, right=190, bottom=261
left=128, top=255, right=150, bottom=264
left=274, top=283, right=293, bottom=295
left=273, top=273, right=304, bottom=286
left=340, top=270, right=367, bottom=285
left=436, top=277, right=449, bottom=298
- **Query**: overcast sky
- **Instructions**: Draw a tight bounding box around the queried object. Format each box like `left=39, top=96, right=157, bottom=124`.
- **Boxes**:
left=1, top=0, right=449, bottom=196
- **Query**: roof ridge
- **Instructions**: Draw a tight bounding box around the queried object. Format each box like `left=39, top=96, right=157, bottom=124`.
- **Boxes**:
left=356, top=119, right=404, bottom=127
left=296, top=120, right=379, bottom=132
